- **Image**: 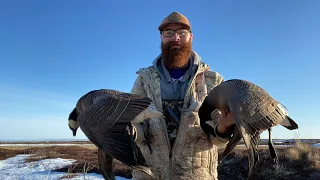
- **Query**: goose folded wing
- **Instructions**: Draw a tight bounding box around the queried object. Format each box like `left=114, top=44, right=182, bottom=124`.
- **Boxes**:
left=77, top=94, right=150, bottom=168
left=232, top=90, right=279, bottom=132
left=79, top=92, right=152, bottom=131
left=228, top=91, right=275, bottom=149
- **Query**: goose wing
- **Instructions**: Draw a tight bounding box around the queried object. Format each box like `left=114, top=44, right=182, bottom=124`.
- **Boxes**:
left=227, top=91, right=275, bottom=179
left=223, top=80, right=297, bottom=131
left=231, top=89, right=280, bottom=130
left=231, top=112, right=260, bottom=180
left=76, top=90, right=152, bottom=174
left=227, top=90, right=278, bottom=150
left=76, top=89, right=152, bottom=131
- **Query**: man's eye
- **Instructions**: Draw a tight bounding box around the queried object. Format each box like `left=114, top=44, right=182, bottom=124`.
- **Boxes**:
left=164, top=31, right=173, bottom=36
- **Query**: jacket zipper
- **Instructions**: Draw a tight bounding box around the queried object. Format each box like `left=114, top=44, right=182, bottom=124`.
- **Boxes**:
left=169, top=67, right=204, bottom=180
left=142, top=70, right=173, bottom=179
left=152, top=77, right=173, bottom=179
left=146, top=64, right=207, bottom=179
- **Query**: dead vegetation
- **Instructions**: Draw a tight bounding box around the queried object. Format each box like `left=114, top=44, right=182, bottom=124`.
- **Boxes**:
left=217, top=140, right=320, bottom=180
left=0, top=140, right=319, bottom=179
left=0, top=148, right=26, bottom=160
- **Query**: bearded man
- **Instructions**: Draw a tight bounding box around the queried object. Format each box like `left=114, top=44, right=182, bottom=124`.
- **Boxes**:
left=99, top=11, right=236, bottom=180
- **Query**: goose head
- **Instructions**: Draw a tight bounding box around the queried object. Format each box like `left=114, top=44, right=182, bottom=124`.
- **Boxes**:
left=68, top=108, right=79, bottom=136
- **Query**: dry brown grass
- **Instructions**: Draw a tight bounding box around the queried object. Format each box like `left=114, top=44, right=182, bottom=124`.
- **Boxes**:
left=0, top=148, right=26, bottom=160
left=59, top=173, right=78, bottom=179
left=1, top=140, right=319, bottom=179
left=218, top=141, right=320, bottom=180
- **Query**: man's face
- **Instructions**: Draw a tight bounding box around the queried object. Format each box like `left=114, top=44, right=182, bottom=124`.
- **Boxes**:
left=160, top=24, right=193, bottom=69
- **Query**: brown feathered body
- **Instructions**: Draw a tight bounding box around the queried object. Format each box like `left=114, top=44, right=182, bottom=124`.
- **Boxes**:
left=199, top=79, right=298, bottom=180
left=71, top=89, right=160, bottom=178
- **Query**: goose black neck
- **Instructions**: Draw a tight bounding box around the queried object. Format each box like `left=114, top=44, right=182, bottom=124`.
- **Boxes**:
left=199, top=101, right=216, bottom=136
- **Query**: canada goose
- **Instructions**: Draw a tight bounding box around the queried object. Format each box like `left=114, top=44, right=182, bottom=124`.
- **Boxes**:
left=199, top=79, right=298, bottom=180
left=68, top=89, right=163, bottom=179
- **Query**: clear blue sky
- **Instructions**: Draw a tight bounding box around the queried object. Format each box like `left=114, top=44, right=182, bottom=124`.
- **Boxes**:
left=0, top=0, right=319, bottom=141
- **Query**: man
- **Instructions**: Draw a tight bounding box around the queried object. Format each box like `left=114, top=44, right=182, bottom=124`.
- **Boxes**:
left=126, top=11, right=236, bottom=180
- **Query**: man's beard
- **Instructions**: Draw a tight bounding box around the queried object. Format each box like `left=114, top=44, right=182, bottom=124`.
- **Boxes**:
left=161, top=41, right=192, bottom=69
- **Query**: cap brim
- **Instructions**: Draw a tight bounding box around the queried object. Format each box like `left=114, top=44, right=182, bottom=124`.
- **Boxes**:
left=158, top=22, right=191, bottom=31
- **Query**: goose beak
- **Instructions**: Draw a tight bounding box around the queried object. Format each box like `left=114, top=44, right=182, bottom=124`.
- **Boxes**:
left=68, top=124, right=78, bottom=137
left=72, top=129, right=77, bottom=137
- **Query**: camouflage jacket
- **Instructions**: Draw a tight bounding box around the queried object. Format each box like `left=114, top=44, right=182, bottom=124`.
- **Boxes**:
left=130, top=60, right=229, bottom=180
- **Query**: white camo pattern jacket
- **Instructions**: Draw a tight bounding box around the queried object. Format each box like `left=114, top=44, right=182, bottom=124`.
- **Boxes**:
left=130, top=59, right=229, bottom=180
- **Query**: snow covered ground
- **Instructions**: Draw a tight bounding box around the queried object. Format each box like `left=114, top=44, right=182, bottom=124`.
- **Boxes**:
left=0, top=154, right=131, bottom=180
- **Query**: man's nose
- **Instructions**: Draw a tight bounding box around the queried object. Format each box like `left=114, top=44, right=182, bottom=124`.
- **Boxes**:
left=171, top=33, right=180, bottom=41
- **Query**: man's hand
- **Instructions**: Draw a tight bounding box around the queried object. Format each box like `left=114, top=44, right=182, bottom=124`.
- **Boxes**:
left=216, top=110, right=236, bottom=136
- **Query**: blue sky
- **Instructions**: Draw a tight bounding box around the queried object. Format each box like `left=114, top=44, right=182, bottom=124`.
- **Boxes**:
left=0, top=0, right=319, bottom=141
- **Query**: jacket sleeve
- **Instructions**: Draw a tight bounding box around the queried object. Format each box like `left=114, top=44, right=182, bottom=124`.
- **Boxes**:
left=130, top=75, right=148, bottom=144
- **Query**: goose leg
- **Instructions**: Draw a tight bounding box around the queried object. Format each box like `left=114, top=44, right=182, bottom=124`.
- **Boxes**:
left=268, top=128, right=278, bottom=164
left=246, top=137, right=257, bottom=180
left=232, top=120, right=258, bottom=180
left=233, top=121, right=259, bottom=180
left=128, top=123, right=137, bottom=162
left=144, top=119, right=153, bottom=154
left=228, top=99, right=260, bottom=180
left=254, top=150, right=260, bottom=166
left=219, top=127, right=242, bottom=163
left=97, top=148, right=116, bottom=180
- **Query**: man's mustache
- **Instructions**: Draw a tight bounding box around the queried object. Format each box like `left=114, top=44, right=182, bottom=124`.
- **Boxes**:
left=169, top=42, right=180, bottom=46
left=164, top=42, right=181, bottom=49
